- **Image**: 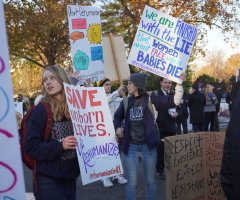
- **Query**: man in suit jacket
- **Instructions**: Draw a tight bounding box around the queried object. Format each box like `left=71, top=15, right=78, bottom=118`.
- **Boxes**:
left=155, top=77, right=183, bottom=179
left=186, top=83, right=206, bottom=132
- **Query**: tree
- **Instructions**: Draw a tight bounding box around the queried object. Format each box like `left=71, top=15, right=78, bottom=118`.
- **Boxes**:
left=197, top=74, right=215, bottom=86
left=4, top=0, right=95, bottom=68
left=11, top=59, right=43, bottom=96
left=224, top=53, right=240, bottom=82
left=100, top=0, right=240, bottom=58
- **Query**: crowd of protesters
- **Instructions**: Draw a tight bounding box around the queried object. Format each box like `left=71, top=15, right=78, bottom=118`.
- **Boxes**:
left=15, top=68, right=240, bottom=200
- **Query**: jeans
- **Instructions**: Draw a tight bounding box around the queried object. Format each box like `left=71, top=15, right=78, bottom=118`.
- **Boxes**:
left=124, top=144, right=157, bottom=200
left=34, top=174, right=77, bottom=200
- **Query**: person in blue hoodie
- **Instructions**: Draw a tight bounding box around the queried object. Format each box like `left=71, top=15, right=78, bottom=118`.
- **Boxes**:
left=113, top=72, right=185, bottom=200
left=24, top=65, right=80, bottom=200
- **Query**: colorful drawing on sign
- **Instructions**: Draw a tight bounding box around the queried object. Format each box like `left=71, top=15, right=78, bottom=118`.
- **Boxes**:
left=0, top=87, right=9, bottom=122
left=127, top=5, right=197, bottom=84
left=70, top=31, right=85, bottom=44
left=91, top=46, right=104, bottom=63
left=77, top=138, right=119, bottom=174
left=0, top=129, right=14, bottom=138
left=87, top=24, right=101, bottom=44
left=0, top=56, right=5, bottom=73
left=0, top=161, right=17, bottom=193
left=72, top=18, right=87, bottom=29
left=73, top=50, right=90, bottom=71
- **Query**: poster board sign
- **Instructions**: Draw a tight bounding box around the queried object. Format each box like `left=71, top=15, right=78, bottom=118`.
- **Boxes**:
left=102, top=34, right=130, bottom=81
left=63, top=83, right=123, bottom=185
left=67, top=5, right=105, bottom=85
left=0, top=2, right=26, bottom=199
left=127, top=5, right=197, bottom=84
left=218, top=103, right=230, bottom=123
left=165, top=132, right=226, bottom=200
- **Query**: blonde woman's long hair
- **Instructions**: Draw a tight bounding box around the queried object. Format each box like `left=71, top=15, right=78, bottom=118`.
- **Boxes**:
left=41, top=65, right=71, bottom=121
left=204, top=84, right=216, bottom=101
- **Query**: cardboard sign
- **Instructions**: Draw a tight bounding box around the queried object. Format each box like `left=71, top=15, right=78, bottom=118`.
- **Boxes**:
left=64, top=83, right=123, bottom=185
left=102, top=34, right=130, bottom=82
left=67, top=5, right=105, bottom=85
left=165, top=132, right=226, bottom=200
left=0, top=2, right=26, bottom=199
left=127, top=5, right=197, bottom=84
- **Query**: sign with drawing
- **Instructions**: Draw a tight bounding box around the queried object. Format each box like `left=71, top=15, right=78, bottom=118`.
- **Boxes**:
left=67, top=6, right=105, bottom=85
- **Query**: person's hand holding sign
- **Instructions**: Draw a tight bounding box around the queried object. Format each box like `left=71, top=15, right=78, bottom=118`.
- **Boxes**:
left=179, top=73, right=186, bottom=82
left=116, top=127, right=124, bottom=138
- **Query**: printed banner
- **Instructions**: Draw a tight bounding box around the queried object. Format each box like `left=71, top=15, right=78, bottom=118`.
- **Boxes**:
left=67, top=5, right=105, bottom=85
left=127, top=5, right=197, bottom=83
left=64, top=83, right=123, bottom=185
left=0, top=2, right=26, bottom=199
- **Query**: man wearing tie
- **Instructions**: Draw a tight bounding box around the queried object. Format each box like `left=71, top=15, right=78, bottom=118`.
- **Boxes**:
left=155, top=77, right=183, bottom=179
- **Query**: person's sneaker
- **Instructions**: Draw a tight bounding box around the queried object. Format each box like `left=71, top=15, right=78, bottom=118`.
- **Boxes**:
left=101, top=178, right=113, bottom=187
left=112, top=175, right=127, bottom=184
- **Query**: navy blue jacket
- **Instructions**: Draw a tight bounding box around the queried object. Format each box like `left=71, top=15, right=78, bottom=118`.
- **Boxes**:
left=113, top=93, right=176, bottom=155
left=221, top=90, right=240, bottom=199
left=24, top=104, right=80, bottom=180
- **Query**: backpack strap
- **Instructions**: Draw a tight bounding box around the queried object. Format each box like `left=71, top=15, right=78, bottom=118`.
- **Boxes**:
left=148, top=95, right=155, bottom=118
left=123, top=97, right=129, bottom=115
left=148, top=95, right=160, bottom=135
left=39, top=101, right=52, bottom=141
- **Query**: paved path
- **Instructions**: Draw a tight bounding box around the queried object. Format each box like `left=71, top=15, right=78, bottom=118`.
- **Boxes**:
left=23, top=160, right=166, bottom=200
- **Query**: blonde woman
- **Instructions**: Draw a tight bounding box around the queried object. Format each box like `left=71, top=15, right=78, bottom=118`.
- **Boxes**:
left=24, top=66, right=79, bottom=200
left=204, top=84, right=219, bottom=131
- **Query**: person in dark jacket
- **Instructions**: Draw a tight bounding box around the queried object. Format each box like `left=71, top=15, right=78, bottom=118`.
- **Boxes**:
left=230, top=80, right=240, bottom=110
left=221, top=89, right=240, bottom=200
left=217, top=78, right=227, bottom=99
left=155, top=77, right=184, bottom=179
left=186, top=83, right=206, bottom=132
left=113, top=72, right=185, bottom=200
left=24, top=66, right=80, bottom=200
left=212, top=83, right=221, bottom=131
left=226, top=84, right=233, bottom=115
left=176, top=94, right=189, bottom=135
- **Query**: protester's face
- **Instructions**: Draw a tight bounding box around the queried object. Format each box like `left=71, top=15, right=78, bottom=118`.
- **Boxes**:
left=160, top=78, right=172, bottom=91
left=208, top=86, right=213, bottom=93
left=103, top=81, right=111, bottom=94
left=17, top=95, right=23, bottom=102
left=218, top=78, right=222, bottom=83
left=127, top=81, right=138, bottom=96
left=43, top=70, right=63, bottom=99
left=189, top=87, right=193, bottom=94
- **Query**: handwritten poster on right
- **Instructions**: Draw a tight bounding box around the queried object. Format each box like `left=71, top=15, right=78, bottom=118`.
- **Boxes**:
left=127, top=5, right=197, bottom=84
left=165, top=132, right=226, bottom=200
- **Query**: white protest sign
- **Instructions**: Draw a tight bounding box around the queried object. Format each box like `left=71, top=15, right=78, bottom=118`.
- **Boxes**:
left=64, top=83, right=123, bottom=185
left=0, top=2, right=26, bottom=199
left=67, top=5, right=105, bottom=85
left=14, top=102, right=23, bottom=117
left=127, top=5, right=197, bottom=83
